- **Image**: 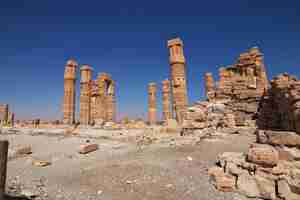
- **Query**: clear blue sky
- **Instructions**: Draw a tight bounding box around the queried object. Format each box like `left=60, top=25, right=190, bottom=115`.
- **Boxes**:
left=0, top=0, right=299, bottom=120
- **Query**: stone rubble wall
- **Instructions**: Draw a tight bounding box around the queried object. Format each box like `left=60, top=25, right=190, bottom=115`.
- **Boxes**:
left=184, top=47, right=269, bottom=129
left=209, top=130, right=300, bottom=200
left=258, top=73, right=300, bottom=134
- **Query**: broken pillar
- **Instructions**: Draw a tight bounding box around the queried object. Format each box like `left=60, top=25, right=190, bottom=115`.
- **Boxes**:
left=167, top=38, right=188, bottom=124
left=204, top=72, right=215, bottom=101
left=63, top=59, right=78, bottom=124
left=80, top=65, right=93, bottom=125
left=148, top=82, right=157, bottom=125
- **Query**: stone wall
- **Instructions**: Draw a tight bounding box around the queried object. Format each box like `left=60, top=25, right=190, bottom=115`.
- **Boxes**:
left=258, top=73, right=300, bottom=133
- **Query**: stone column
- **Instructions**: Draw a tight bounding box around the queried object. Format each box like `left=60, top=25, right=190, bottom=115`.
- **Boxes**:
left=90, top=80, right=98, bottom=124
left=80, top=65, right=93, bottom=125
left=204, top=72, right=215, bottom=101
left=63, top=59, right=77, bottom=124
left=95, top=73, right=109, bottom=123
left=168, top=38, right=188, bottom=124
left=148, top=83, right=157, bottom=125
left=106, top=80, right=116, bottom=122
left=162, top=79, right=171, bottom=121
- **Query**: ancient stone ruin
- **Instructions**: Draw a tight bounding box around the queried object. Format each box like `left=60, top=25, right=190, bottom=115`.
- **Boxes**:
left=205, top=54, right=300, bottom=199
left=63, top=59, right=116, bottom=126
left=147, top=37, right=188, bottom=125
left=183, top=47, right=269, bottom=129
left=258, top=73, right=300, bottom=133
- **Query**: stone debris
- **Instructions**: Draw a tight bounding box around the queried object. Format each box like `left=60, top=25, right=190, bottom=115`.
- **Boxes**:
left=16, top=146, right=32, bottom=155
left=78, top=143, right=99, bottom=154
left=32, top=160, right=51, bottom=167
left=209, top=130, right=300, bottom=199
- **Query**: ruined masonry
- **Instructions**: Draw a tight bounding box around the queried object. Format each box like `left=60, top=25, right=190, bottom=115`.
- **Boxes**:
left=0, top=104, right=14, bottom=126
left=258, top=73, right=300, bottom=133
left=94, top=73, right=116, bottom=123
left=184, top=47, right=269, bottom=129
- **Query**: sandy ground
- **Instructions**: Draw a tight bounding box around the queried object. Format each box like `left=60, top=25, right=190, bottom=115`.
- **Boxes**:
left=0, top=127, right=256, bottom=200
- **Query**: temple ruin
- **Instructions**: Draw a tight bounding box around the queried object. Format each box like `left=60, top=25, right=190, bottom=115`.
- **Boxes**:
left=168, top=38, right=188, bottom=124
left=148, top=82, right=157, bottom=125
left=63, top=60, right=116, bottom=125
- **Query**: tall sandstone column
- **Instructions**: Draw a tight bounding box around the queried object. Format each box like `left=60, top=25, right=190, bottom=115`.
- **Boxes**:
left=167, top=38, right=188, bottom=123
left=80, top=65, right=93, bottom=125
left=148, top=83, right=157, bottom=125
left=162, top=79, right=171, bottom=121
left=63, top=59, right=78, bottom=124
left=96, top=73, right=107, bottom=122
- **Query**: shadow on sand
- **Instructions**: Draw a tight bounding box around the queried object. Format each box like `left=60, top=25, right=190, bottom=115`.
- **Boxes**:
left=3, top=194, right=30, bottom=200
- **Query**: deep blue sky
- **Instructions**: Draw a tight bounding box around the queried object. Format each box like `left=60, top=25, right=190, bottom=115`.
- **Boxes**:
left=0, top=0, right=299, bottom=120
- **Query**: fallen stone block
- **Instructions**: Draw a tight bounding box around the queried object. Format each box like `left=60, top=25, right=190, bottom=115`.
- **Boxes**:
left=32, top=160, right=51, bottom=167
left=257, top=130, right=300, bottom=148
left=78, top=143, right=99, bottom=154
left=16, top=146, right=32, bottom=155
left=208, top=166, right=236, bottom=192
left=237, top=172, right=260, bottom=198
left=247, top=144, right=279, bottom=167
left=278, top=179, right=300, bottom=200
left=254, top=175, right=276, bottom=200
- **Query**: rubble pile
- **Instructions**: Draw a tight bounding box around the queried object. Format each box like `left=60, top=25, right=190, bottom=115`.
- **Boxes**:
left=209, top=130, right=300, bottom=200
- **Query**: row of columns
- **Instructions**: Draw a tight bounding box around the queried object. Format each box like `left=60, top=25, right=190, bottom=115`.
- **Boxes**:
left=63, top=60, right=116, bottom=125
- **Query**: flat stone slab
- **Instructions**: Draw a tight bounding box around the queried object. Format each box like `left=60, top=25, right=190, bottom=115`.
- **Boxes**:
left=78, top=143, right=99, bottom=154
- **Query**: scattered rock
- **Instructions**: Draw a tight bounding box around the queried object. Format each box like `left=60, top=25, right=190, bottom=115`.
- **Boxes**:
left=208, top=167, right=236, bottom=192
left=187, top=156, right=193, bottom=161
left=32, top=160, right=51, bottom=167
left=237, top=172, right=259, bottom=198
left=78, top=143, right=99, bottom=154
left=247, top=144, right=279, bottom=167
left=16, top=146, right=32, bottom=155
